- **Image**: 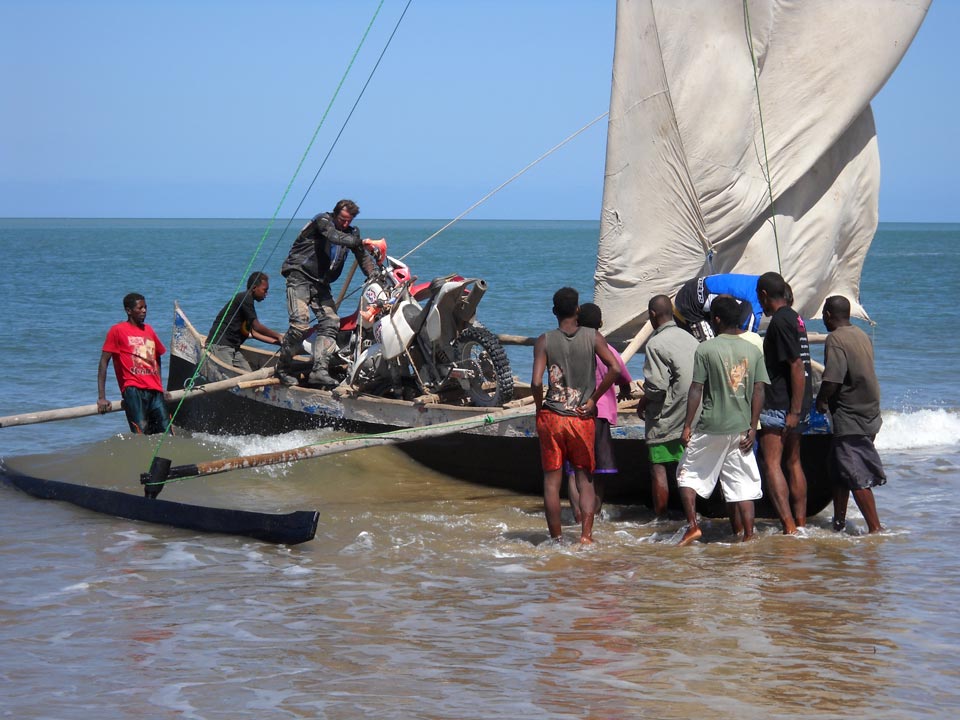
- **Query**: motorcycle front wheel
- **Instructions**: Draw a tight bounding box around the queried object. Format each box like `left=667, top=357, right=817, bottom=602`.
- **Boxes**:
left=456, top=325, right=514, bottom=407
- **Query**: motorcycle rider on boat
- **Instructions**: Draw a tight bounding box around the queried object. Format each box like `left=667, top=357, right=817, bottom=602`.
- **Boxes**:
left=276, top=198, right=386, bottom=388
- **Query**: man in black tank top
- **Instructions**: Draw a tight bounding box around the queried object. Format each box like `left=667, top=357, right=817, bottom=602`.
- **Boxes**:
left=531, top=287, right=621, bottom=544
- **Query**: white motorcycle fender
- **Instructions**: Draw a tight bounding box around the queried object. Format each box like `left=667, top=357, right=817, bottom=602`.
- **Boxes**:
left=423, top=280, right=468, bottom=343
left=347, top=343, right=383, bottom=385
left=380, top=299, right=420, bottom=360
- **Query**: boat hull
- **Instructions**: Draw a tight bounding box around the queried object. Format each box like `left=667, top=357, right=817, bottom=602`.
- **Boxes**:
left=1, top=466, right=319, bottom=545
left=168, top=304, right=833, bottom=520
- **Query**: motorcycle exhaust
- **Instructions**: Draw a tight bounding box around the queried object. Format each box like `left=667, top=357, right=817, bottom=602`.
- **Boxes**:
left=454, top=280, right=487, bottom=325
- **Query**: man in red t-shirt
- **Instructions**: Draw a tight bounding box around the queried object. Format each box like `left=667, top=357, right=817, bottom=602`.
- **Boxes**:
left=97, top=293, right=170, bottom=434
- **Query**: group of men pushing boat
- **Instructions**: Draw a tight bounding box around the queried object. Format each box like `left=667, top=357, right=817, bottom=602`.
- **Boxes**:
left=95, top=199, right=886, bottom=547
left=532, top=272, right=886, bottom=546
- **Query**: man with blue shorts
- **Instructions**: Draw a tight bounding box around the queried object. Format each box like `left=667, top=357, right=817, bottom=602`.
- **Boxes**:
left=756, top=272, right=813, bottom=534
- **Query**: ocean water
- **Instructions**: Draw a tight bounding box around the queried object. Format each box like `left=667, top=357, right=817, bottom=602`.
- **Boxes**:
left=1, top=219, right=959, bottom=719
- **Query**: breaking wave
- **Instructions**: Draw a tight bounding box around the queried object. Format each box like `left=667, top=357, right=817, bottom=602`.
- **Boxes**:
left=876, top=408, right=960, bottom=451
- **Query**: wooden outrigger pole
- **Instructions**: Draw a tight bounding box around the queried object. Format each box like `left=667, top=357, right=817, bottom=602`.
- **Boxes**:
left=142, top=405, right=535, bottom=493
left=0, top=367, right=279, bottom=429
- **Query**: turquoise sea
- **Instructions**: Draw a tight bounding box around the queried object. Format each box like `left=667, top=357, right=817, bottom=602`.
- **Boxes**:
left=1, top=219, right=959, bottom=718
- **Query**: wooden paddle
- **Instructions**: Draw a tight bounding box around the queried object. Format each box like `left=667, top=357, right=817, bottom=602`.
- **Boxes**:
left=141, top=405, right=535, bottom=491
left=0, top=367, right=279, bottom=429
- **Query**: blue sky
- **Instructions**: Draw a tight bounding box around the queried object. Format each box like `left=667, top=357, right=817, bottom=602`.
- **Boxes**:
left=1, top=0, right=954, bottom=221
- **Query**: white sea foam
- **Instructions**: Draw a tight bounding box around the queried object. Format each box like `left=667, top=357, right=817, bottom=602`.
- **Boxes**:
left=195, top=428, right=341, bottom=457
left=876, top=408, right=960, bottom=450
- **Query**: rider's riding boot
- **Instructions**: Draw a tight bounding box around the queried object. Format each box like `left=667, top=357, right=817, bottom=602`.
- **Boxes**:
left=306, top=336, right=338, bottom=388
left=276, top=327, right=304, bottom=386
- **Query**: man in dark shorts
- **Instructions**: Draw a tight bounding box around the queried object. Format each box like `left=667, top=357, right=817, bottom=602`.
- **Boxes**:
left=637, top=294, right=699, bottom=517
left=756, top=271, right=813, bottom=534
left=97, top=293, right=169, bottom=435
left=564, top=303, right=633, bottom=521
left=816, top=295, right=885, bottom=533
left=532, top=288, right=621, bottom=544
left=206, top=272, right=284, bottom=371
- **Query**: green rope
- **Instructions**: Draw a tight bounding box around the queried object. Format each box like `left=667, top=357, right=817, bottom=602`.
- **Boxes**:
left=742, top=0, right=782, bottom=273
left=147, top=0, right=389, bottom=471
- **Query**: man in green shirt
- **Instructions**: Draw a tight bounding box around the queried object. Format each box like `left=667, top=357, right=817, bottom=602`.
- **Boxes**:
left=677, top=296, right=770, bottom=545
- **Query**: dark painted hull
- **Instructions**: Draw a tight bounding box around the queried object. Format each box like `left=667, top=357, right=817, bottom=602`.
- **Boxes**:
left=2, top=466, right=319, bottom=545
left=168, top=351, right=833, bottom=520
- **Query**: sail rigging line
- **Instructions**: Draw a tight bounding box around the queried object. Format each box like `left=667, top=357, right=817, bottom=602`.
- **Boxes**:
left=204, top=0, right=398, bottom=356
left=742, top=0, right=782, bottom=273
left=150, top=0, right=409, bottom=473
left=398, top=111, right=610, bottom=262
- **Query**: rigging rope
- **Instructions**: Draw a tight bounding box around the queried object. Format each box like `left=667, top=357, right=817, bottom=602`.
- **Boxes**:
left=742, top=0, right=782, bottom=274
left=148, top=0, right=409, bottom=472
left=399, top=111, right=609, bottom=261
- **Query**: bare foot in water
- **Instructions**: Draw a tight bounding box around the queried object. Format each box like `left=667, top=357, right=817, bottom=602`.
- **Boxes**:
left=678, top=526, right=702, bottom=546
left=579, top=535, right=594, bottom=545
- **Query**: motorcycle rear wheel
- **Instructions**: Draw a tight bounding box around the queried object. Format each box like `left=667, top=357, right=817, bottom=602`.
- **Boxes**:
left=456, top=325, right=514, bottom=407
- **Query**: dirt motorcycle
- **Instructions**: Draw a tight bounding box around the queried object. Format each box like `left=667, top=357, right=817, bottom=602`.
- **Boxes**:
left=326, top=254, right=514, bottom=406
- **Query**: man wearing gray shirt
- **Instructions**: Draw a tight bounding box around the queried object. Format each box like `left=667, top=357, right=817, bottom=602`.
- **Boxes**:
left=637, top=295, right=699, bottom=517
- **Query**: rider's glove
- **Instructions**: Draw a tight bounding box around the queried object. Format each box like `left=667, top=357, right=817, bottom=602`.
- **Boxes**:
left=362, top=238, right=387, bottom=264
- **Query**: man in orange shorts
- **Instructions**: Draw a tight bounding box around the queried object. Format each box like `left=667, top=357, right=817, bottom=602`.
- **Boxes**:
left=531, top=287, right=621, bottom=544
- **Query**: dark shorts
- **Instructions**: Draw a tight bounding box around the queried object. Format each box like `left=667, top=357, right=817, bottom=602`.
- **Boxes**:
left=673, top=278, right=714, bottom=342
left=593, top=418, right=617, bottom=474
left=537, top=410, right=595, bottom=473
left=674, top=277, right=707, bottom=324
left=121, top=386, right=170, bottom=435
left=830, top=434, right=887, bottom=491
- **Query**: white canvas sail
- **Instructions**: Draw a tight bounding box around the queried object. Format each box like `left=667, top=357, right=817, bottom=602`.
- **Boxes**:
left=595, top=0, right=930, bottom=343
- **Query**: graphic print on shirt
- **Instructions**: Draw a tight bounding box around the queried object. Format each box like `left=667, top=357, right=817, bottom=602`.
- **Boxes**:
left=723, top=356, right=749, bottom=395
left=546, top=363, right=583, bottom=411
left=127, top=336, right=158, bottom=377
left=797, top=315, right=812, bottom=380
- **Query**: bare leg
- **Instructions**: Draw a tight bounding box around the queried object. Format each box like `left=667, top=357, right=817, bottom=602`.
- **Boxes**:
left=543, top=469, right=564, bottom=540
left=737, top=500, right=756, bottom=541
left=651, top=463, right=669, bottom=518
left=782, top=432, right=808, bottom=528
left=574, top=468, right=596, bottom=543
left=678, top=487, right=702, bottom=546
left=594, top=475, right=605, bottom=517
left=832, top=486, right=849, bottom=531
left=852, top=488, right=883, bottom=533
left=566, top=469, right=582, bottom=523
left=759, top=430, right=797, bottom=534
left=727, top=502, right=743, bottom=536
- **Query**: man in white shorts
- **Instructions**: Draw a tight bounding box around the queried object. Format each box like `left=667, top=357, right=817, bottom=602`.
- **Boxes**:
left=676, top=296, right=770, bottom=545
